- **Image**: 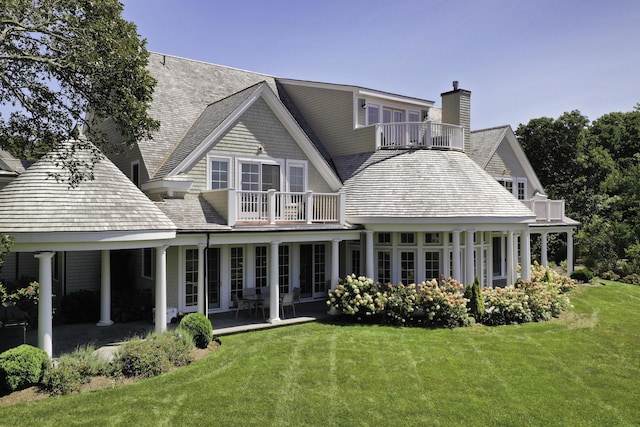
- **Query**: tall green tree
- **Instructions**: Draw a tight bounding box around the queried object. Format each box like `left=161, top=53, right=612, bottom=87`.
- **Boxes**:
left=0, top=0, right=158, bottom=184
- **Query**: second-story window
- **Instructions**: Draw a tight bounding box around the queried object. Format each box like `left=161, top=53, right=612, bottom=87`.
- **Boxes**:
left=240, top=161, right=281, bottom=191
left=287, top=160, right=307, bottom=193
left=366, top=104, right=380, bottom=125
left=211, top=159, right=229, bottom=189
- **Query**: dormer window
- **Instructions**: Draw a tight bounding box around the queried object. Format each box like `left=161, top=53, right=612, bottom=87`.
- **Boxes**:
left=366, top=103, right=380, bottom=125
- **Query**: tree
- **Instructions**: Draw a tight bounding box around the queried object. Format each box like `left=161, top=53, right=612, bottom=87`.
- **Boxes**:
left=0, top=0, right=159, bottom=184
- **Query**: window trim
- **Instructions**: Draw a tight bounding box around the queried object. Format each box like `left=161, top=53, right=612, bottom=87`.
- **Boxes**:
left=285, top=159, right=308, bottom=193
left=206, top=154, right=232, bottom=191
left=236, top=157, right=284, bottom=192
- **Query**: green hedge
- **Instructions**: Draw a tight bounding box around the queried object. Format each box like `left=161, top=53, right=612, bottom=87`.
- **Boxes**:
left=0, top=344, right=49, bottom=392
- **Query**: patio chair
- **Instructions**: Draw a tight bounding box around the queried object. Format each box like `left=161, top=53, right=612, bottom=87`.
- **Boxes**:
left=231, top=293, right=251, bottom=320
left=281, top=292, right=296, bottom=319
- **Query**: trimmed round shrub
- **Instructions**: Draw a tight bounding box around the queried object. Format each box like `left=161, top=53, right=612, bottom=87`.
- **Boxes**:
left=179, top=312, right=213, bottom=349
left=0, top=344, right=50, bottom=392
left=571, top=268, right=594, bottom=283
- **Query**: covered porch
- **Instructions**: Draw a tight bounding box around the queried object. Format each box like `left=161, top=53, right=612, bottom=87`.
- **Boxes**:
left=25, top=301, right=330, bottom=358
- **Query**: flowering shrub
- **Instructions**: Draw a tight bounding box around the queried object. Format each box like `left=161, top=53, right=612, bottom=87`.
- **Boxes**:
left=326, top=274, right=384, bottom=318
left=483, top=264, right=575, bottom=325
left=482, top=286, right=532, bottom=325
left=381, top=283, right=418, bottom=325
left=416, top=278, right=470, bottom=327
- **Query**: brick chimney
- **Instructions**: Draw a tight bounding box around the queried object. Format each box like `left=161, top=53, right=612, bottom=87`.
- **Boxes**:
left=441, top=81, right=471, bottom=152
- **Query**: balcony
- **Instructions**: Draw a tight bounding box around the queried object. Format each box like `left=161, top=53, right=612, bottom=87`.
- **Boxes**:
left=522, top=197, right=565, bottom=222
left=221, top=189, right=345, bottom=226
left=375, top=121, right=464, bottom=151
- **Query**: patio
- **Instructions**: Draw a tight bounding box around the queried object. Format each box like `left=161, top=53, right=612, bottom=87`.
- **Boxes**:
left=23, top=300, right=331, bottom=357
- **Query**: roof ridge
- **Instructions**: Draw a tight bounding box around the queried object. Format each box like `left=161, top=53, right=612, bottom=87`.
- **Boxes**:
left=471, top=125, right=510, bottom=133
left=149, top=52, right=275, bottom=79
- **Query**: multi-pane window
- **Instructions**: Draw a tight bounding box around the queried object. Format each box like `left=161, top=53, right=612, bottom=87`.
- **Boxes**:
left=377, top=232, right=391, bottom=245
left=503, top=180, right=513, bottom=194
left=425, top=233, right=441, bottom=245
left=230, top=247, right=244, bottom=301
left=517, top=180, right=526, bottom=200
left=400, top=233, right=415, bottom=245
left=185, top=249, right=198, bottom=307
left=400, top=251, right=415, bottom=284
left=207, top=248, right=220, bottom=309
left=367, top=104, right=380, bottom=125
left=314, top=244, right=326, bottom=293
left=377, top=251, right=391, bottom=284
left=255, top=246, right=268, bottom=290
left=210, top=159, right=229, bottom=189
left=288, top=165, right=305, bottom=193
left=241, top=162, right=280, bottom=191
left=351, top=248, right=361, bottom=276
left=279, top=245, right=290, bottom=294
left=425, top=251, right=440, bottom=281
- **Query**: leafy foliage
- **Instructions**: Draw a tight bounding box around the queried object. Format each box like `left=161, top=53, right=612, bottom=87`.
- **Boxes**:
left=516, top=106, right=640, bottom=275
left=0, top=0, right=159, bottom=185
left=463, top=276, right=485, bottom=321
left=0, top=344, right=50, bottom=392
left=113, top=330, right=194, bottom=379
left=179, top=313, right=212, bottom=349
left=41, top=345, right=110, bottom=396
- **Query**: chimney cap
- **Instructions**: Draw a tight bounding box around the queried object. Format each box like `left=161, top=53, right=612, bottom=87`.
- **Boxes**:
left=453, top=80, right=459, bottom=91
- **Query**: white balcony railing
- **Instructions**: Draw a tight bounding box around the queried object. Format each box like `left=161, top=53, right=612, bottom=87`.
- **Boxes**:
left=230, top=189, right=345, bottom=226
left=522, top=198, right=565, bottom=222
left=375, top=121, right=464, bottom=151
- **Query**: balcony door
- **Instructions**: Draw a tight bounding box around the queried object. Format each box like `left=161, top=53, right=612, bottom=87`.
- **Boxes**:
left=240, top=162, right=281, bottom=219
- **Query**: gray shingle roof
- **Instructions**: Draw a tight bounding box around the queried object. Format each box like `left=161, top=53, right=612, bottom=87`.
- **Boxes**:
left=154, top=194, right=229, bottom=231
left=0, top=142, right=176, bottom=233
left=144, top=53, right=278, bottom=178
left=469, top=126, right=509, bottom=168
left=338, top=149, right=535, bottom=221
left=154, top=83, right=263, bottom=178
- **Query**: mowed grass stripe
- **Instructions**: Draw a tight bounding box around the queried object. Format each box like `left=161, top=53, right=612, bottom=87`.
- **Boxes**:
left=0, top=283, right=638, bottom=426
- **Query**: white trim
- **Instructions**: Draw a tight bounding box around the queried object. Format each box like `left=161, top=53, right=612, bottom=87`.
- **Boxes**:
left=167, top=83, right=342, bottom=191
left=206, top=154, right=233, bottom=190
left=236, top=157, right=284, bottom=191
left=285, top=159, right=308, bottom=192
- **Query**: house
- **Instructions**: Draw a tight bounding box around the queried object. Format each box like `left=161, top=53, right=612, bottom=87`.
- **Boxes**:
left=0, top=53, right=577, bottom=356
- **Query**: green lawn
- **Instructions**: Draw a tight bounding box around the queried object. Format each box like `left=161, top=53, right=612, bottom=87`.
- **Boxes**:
left=2, top=282, right=639, bottom=426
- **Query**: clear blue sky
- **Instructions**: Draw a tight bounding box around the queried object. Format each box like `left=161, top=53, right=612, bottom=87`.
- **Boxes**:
left=121, top=0, right=640, bottom=130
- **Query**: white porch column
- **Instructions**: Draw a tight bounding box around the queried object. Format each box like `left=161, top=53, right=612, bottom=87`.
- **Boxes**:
left=155, top=245, right=168, bottom=332
left=197, top=243, right=206, bottom=315
left=269, top=241, right=281, bottom=323
left=452, top=230, right=461, bottom=282
left=487, top=232, right=494, bottom=287
left=479, top=232, right=485, bottom=287
left=442, top=231, right=450, bottom=280
left=34, top=252, right=54, bottom=358
left=506, top=231, right=515, bottom=285
left=541, top=231, right=548, bottom=266
left=522, top=229, right=531, bottom=281
left=365, top=230, right=374, bottom=279
left=567, top=228, right=575, bottom=275
left=331, top=239, right=341, bottom=288
left=97, top=250, right=113, bottom=326
left=465, top=230, right=475, bottom=286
